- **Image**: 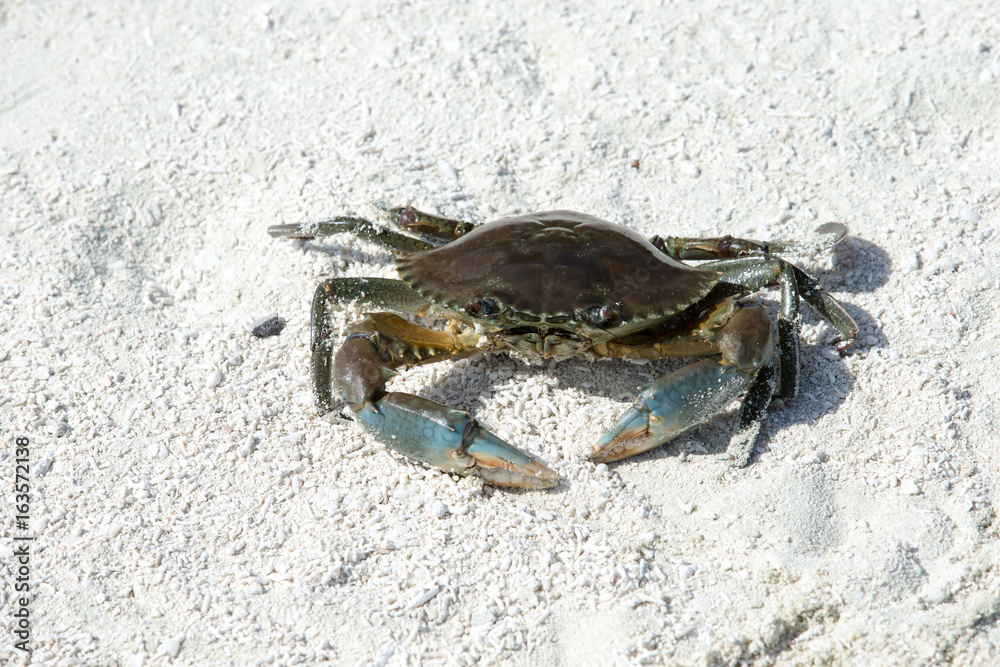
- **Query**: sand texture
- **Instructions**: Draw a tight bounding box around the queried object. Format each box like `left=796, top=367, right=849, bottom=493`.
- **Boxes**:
left=3, top=1, right=1000, bottom=664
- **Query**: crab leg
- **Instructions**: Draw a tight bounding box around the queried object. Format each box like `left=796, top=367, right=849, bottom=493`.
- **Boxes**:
left=703, top=256, right=857, bottom=400
left=333, top=315, right=558, bottom=489
left=268, top=217, right=433, bottom=251
left=700, top=258, right=804, bottom=400
left=592, top=301, right=777, bottom=465
left=777, top=266, right=800, bottom=401
left=382, top=206, right=476, bottom=244
left=267, top=206, right=476, bottom=250
left=310, top=278, right=433, bottom=411
left=705, top=257, right=857, bottom=347
left=652, top=222, right=849, bottom=261
left=726, top=364, right=777, bottom=466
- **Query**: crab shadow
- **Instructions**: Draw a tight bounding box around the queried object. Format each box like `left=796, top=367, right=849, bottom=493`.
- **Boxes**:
left=811, top=235, right=892, bottom=354
left=825, top=235, right=893, bottom=295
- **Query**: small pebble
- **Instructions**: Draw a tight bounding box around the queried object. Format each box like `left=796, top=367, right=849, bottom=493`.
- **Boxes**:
left=174, top=328, right=199, bottom=343
left=438, top=160, right=461, bottom=187
left=161, top=637, right=182, bottom=658
left=925, top=584, right=949, bottom=605
left=960, top=208, right=980, bottom=223
left=46, top=420, right=69, bottom=437
left=902, top=479, right=922, bottom=495
left=900, top=250, right=921, bottom=273
left=516, top=584, right=539, bottom=607
left=35, top=453, right=54, bottom=476
left=680, top=161, right=701, bottom=178
left=251, top=313, right=286, bottom=338
left=472, top=607, right=497, bottom=625
left=207, top=369, right=223, bottom=388
left=430, top=500, right=450, bottom=519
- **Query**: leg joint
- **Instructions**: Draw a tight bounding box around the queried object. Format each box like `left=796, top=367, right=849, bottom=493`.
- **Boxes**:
left=711, top=302, right=775, bottom=372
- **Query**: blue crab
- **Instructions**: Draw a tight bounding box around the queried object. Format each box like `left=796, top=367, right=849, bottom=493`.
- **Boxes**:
left=269, top=207, right=857, bottom=489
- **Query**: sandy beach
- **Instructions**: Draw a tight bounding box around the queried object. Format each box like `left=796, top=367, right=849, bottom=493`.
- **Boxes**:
left=2, top=0, right=1000, bottom=664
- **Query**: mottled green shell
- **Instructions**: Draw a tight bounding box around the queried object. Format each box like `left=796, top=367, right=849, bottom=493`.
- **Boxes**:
left=395, top=211, right=720, bottom=332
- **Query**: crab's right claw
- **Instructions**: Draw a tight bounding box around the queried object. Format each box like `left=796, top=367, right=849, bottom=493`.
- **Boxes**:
left=355, top=393, right=558, bottom=489
left=590, top=360, right=755, bottom=463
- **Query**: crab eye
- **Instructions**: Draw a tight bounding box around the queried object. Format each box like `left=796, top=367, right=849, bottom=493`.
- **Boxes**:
left=468, top=297, right=501, bottom=317
left=587, top=304, right=617, bottom=326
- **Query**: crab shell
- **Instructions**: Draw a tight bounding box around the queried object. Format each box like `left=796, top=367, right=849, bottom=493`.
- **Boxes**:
left=394, top=211, right=722, bottom=339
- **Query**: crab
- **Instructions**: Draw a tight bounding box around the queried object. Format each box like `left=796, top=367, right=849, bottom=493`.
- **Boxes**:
left=268, top=206, right=858, bottom=489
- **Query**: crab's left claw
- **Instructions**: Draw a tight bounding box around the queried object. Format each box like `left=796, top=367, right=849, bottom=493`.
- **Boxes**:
left=591, top=360, right=755, bottom=463
left=356, top=393, right=559, bottom=489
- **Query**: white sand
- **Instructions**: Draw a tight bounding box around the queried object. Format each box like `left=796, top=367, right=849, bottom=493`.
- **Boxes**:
left=2, top=1, right=1000, bottom=664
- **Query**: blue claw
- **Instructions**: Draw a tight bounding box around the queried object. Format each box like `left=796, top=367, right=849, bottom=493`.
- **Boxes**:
left=356, top=393, right=558, bottom=489
left=591, top=360, right=755, bottom=463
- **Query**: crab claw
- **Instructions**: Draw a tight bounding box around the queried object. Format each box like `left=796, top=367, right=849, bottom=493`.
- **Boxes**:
left=591, top=360, right=755, bottom=463
left=356, top=393, right=558, bottom=489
